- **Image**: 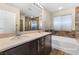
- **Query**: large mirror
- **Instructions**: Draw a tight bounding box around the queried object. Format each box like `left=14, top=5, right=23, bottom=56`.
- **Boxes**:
left=18, top=3, right=41, bottom=32
left=0, top=3, right=42, bottom=34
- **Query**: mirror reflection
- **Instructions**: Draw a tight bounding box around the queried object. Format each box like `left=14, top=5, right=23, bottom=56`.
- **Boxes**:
left=0, top=10, right=16, bottom=33
left=0, top=3, right=42, bottom=34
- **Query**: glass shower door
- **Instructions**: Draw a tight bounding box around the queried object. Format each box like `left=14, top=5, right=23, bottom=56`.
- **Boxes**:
left=31, top=20, right=38, bottom=30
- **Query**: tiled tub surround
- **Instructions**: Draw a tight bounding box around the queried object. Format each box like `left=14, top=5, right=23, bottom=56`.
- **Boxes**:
left=51, top=31, right=75, bottom=38
left=52, top=35, right=79, bottom=55
left=75, top=7, right=79, bottom=40
left=0, top=31, right=51, bottom=53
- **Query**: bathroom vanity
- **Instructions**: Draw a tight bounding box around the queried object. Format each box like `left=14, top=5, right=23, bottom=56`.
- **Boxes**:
left=0, top=32, right=51, bottom=55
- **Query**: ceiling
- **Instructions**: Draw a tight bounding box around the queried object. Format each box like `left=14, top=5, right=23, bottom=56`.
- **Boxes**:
left=7, top=3, right=41, bottom=17
left=41, top=3, right=79, bottom=12
left=6, top=3, right=79, bottom=16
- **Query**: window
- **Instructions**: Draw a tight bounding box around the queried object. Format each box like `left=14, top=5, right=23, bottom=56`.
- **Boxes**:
left=0, top=10, right=16, bottom=32
left=53, top=16, right=61, bottom=31
left=53, top=15, right=72, bottom=31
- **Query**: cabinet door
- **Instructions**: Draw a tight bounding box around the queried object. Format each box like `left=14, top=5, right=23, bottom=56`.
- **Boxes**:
left=28, top=40, right=38, bottom=55
left=44, top=35, right=51, bottom=54
left=0, top=52, right=5, bottom=55
left=0, top=40, right=38, bottom=55
left=37, top=38, right=45, bottom=55
left=4, top=42, right=30, bottom=55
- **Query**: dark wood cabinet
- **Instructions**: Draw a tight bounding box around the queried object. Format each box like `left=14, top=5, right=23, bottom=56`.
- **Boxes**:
left=3, top=42, right=30, bottom=55
left=44, top=35, right=51, bottom=54
left=37, top=35, right=51, bottom=55
left=0, top=35, right=51, bottom=55
left=28, top=40, right=38, bottom=55
left=37, top=37, right=45, bottom=55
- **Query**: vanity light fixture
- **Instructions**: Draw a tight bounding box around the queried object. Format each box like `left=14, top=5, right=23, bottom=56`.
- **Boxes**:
left=33, top=3, right=44, bottom=9
left=37, top=3, right=43, bottom=9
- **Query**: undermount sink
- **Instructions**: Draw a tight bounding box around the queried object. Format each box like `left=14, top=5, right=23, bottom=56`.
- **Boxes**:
left=21, top=33, right=40, bottom=37
left=21, top=34, right=30, bottom=37
left=10, top=36, right=20, bottom=40
left=10, top=36, right=27, bottom=40
left=10, top=32, right=43, bottom=40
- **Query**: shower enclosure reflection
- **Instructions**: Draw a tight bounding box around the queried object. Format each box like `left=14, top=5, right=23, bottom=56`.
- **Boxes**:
left=20, top=16, right=39, bottom=32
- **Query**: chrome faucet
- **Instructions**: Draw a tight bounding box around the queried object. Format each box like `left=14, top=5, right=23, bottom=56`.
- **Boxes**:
left=16, top=31, right=21, bottom=36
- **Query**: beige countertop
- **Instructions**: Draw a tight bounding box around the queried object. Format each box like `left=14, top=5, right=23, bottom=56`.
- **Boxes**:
left=0, top=32, right=51, bottom=52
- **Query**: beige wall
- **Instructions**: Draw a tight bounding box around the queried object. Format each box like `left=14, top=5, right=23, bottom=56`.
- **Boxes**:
left=52, top=8, right=75, bottom=30
left=0, top=3, right=20, bottom=32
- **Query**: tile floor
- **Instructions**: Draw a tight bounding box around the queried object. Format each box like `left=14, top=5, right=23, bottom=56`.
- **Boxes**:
left=50, top=49, right=70, bottom=55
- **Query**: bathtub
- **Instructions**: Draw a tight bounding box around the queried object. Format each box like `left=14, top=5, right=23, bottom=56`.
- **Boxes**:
left=52, top=35, right=79, bottom=55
